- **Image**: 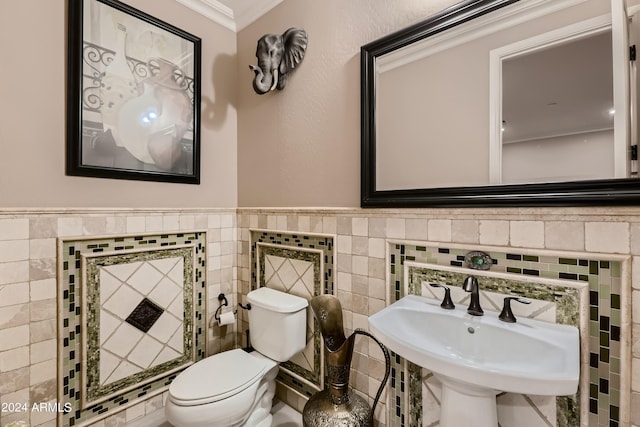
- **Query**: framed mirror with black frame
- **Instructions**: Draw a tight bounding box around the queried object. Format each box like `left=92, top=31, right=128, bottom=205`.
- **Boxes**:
left=361, top=0, right=640, bottom=207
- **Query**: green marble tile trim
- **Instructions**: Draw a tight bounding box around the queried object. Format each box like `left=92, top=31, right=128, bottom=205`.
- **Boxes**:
left=83, top=247, right=194, bottom=405
left=257, top=244, right=323, bottom=390
left=250, top=230, right=334, bottom=399
left=58, top=232, right=206, bottom=427
left=387, top=243, right=623, bottom=427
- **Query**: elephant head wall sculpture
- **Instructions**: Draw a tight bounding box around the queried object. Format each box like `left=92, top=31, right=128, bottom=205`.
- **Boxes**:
left=249, top=27, right=308, bottom=94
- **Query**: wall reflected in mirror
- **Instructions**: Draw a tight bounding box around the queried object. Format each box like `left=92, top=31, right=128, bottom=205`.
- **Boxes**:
left=497, top=27, right=619, bottom=184
left=374, top=0, right=633, bottom=192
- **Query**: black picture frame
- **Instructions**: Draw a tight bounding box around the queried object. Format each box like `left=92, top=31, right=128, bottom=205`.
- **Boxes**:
left=67, top=0, right=201, bottom=184
left=361, top=0, right=640, bottom=207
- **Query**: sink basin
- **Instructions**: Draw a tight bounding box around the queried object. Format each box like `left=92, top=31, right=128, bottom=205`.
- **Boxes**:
left=368, top=295, right=580, bottom=426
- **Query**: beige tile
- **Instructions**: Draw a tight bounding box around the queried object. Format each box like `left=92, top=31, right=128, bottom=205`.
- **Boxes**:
left=428, top=219, right=452, bottom=242
left=352, top=217, right=368, bottom=236
left=368, top=238, right=386, bottom=259
left=368, top=258, right=385, bottom=280
left=631, top=223, right=640, bottom=255
left=0, top=261, right=29, bottom=285
left=30, top=278, right=56, bottom=302
left=386, top=218, right=405, bottom=239
left=0, top=240, right=29, bottom=263
left=0, top=367, right=29, bottom=394
left=0, top=219, right=29, bottom=240
left=29, top=238, right=56, bottom=260
left=452, top=220, right=479, bottom=244
left=406, top=218, right=428, bottom=241
left=368, top=218, right=387, bottom=238
left=30, top=378, right=57, bottom=404
left=145, top=216, right=164, bottom=232
left=631, top=391, right=640, bottom=426
left=0, top=346, right=29, bottom=372
left=162, top=215, right=180, bottom=231
left=29, top=258, right=56, bottom=281
left=106, top=216, right=126, bottom=234
left=30, top=319, right=55, bottom=344
left=83, top=216, right=107, bottom=235
left=352, top=236, right=368, bottom=256
left=126, top=216, right=146, bottom=233
left=323, top=216, right=337, bottom=234
left=352, top=255, right=368, bottom=277
left=29, top=217, right=57, bottom=239
left=57, top=217, right=83, bottom=237
left=585, top=222, right=630, bottom=253
left=207, top=214, right=221, bottom=229
left=30, top=299, right=56, bottom=323
left=634, top=357, right=640, bottom=392
left=337, top=235, right=352, bottom=255
left=542, top=221, right=584, bottom=251
left=634, top=292, right=640, bottom=328
left=479, top=220, right=509, bottom=246
left=510, top=220, right=544, bottom=248
left=31, top=339, right=56, bottom=365
left=0, top=304, right=29, bottom=329
left=179, top=215, right=195, bottom=230
left=0, top=283, right=29, bottom=307
left=126, top=402, right=146, bottom=422
left=0, top=325, right=29, bottom=351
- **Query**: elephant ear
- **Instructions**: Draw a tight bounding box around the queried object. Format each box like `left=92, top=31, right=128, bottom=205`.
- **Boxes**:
left=279, top=28, right=308, bottom=75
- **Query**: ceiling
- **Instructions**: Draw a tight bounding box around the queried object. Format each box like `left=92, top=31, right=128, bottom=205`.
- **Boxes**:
left=175, top=0, right=282, bottom=32
left=502, top=30, right=614, bottom=144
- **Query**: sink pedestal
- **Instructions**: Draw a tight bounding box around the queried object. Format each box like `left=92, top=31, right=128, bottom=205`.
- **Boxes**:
left=436, top=374, right=499, bottom=427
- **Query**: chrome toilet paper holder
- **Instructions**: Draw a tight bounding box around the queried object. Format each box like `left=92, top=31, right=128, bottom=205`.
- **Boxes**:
left=214, top=293, right=251, bottom=323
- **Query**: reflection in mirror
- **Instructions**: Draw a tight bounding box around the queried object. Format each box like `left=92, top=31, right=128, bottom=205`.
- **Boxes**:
left=491, top=22, right=622, bottom=184
left=362, top=0, right=640, bottom=207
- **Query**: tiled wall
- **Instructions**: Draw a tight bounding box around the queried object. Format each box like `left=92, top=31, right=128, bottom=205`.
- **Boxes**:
left=0, top=209, right=237, bottom=427
left=236, top=208, right=640, bottom=427
left=1, top=207, right=640, bottom=427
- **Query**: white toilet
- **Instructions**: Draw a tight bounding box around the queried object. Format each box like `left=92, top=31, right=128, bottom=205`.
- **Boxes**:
left=165, top=287, right=308, bottom=427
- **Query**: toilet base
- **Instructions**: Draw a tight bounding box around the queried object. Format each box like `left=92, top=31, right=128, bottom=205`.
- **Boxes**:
left=166, top=356, right=279, bottom=427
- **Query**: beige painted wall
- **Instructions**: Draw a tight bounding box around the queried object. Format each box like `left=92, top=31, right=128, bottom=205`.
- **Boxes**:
left=236, top=0, right=462, bottom=207
left=0, top=0, right=238, bottom=208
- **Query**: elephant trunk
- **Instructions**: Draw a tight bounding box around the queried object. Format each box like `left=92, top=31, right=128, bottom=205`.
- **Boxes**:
left=249, top=61, right=278, bottom=95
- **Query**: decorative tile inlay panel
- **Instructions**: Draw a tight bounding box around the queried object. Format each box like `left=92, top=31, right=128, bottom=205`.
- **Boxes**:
left=58, top=232, right=206, bottom=427
left=250, top=230, right=334, bottom=398
left=386, top=243, right=629, bottom=427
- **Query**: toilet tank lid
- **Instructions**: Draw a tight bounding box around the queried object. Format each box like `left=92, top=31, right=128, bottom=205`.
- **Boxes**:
left=247, top=287, right=308, bottom=313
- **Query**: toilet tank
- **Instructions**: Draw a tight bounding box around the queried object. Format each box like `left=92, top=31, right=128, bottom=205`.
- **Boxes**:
left=246, top=287, right=308, bottom=362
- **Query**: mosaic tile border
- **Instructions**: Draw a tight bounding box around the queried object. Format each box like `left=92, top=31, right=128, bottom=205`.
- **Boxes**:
left=386, top=242, right=629, bottom=427
left=250, top=229, right=335, bottom=399
left=81, top=246, right=195, bottom=407
left=405, top=262, right=586, bottom=426
left=257, top=243, right=324, bottom=391
left=57, top=232, right=207, bottom=427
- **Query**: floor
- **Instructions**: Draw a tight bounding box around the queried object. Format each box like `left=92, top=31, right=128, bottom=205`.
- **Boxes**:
left=125, top=400, right=303, bottom=426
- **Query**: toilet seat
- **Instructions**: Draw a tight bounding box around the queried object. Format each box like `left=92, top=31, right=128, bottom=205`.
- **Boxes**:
left=169, top=349, right=270, bottom=406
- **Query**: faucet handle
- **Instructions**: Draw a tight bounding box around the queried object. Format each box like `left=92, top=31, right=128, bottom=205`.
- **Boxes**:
left=429, top=283, right=455, bottom=309
left=499, top=296, right=531, bottom=323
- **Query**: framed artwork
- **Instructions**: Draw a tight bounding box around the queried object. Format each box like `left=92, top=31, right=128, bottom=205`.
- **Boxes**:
left=67, top=0, right=201, bottom=184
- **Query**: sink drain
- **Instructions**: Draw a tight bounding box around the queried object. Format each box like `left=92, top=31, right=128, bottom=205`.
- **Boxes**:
left=467, top=327, right=475, bottom=334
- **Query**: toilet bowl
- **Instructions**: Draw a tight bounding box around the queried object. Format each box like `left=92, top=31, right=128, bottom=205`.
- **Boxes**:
left=165, top=287, right=308, bottom=427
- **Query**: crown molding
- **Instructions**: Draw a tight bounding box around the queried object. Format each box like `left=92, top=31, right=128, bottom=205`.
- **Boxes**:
left=175, top=0, right=283, bottom=32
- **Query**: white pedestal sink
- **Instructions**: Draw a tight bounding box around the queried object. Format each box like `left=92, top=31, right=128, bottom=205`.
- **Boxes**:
left=368, top=295, right=579, bottom=427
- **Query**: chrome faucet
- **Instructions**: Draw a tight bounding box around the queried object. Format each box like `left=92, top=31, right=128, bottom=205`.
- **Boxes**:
left=462, top=275, right=483, bottom=316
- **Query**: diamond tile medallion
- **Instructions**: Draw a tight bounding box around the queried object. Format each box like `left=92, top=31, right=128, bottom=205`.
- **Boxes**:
left=251, top=230, right=335, bottom=398
left=58, top=232, right=206, bottom=427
